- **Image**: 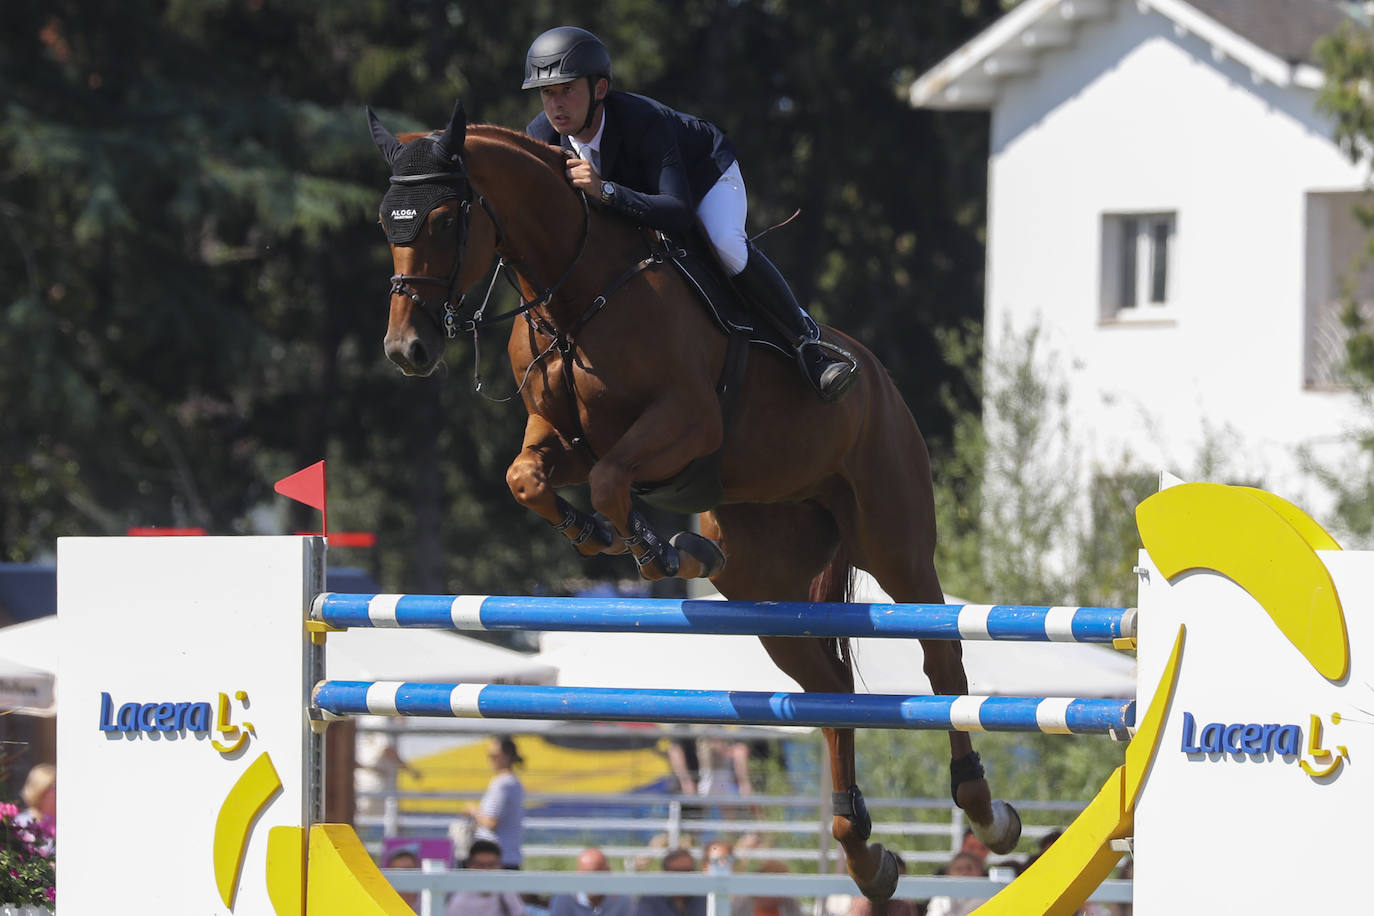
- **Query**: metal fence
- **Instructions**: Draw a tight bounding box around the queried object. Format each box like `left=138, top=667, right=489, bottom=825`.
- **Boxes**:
left=383, top=868, right=1135, bottom=916
left=358, top=788, right=1100, bottom=872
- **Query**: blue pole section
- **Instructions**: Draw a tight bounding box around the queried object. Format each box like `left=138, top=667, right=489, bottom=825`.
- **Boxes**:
left=313, top=594, right=1135, bottom=643
left=311, top=681, right=1136, bottom=735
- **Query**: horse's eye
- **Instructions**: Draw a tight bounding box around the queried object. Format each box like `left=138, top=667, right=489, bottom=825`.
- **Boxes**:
left=433, top=213, right=456, bottom=232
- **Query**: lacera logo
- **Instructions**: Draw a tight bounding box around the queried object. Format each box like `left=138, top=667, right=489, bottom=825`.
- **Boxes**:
left=98, top=690, right=256, bottom=754
left=390, top=208, right=418, bottom=220
left=1180, top=710, right=1350, bottom=778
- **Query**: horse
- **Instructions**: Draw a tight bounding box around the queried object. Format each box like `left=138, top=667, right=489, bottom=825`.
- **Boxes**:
left=369, top=100, right=1020, bottom=900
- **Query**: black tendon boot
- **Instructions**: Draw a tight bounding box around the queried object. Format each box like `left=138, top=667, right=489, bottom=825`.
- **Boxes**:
left=732, top=247, right=858, bottom=401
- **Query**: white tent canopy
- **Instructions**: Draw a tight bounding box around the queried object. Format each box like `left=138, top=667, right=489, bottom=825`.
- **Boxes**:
left=533, top=572, right=1136, bottom=699
left=0, top=616, right=59, bottom=677
left=533, top=631, right=1134, bottom=698
left=0, top=656, right=54, bottom=713
left=325, top=626, right=557, bottom=685
left=0, top=616, right=60, bottom=715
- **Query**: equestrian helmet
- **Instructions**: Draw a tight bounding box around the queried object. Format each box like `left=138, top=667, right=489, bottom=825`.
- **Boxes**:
left=522, top=27, right=612, bottom=89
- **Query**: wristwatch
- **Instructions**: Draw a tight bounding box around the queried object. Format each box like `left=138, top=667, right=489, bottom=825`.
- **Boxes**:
left=600, top=181, right=616, bottom=204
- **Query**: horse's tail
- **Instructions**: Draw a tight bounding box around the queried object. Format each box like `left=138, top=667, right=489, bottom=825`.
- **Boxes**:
left=809, top=544, right=856, bottom=684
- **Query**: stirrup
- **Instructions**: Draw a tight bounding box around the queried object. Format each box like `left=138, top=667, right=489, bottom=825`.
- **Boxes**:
left=798, top=339, right=859, bottom=401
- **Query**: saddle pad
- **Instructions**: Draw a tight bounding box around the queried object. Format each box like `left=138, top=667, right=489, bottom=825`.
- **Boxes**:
left=665, top=243, right=793, bottom=359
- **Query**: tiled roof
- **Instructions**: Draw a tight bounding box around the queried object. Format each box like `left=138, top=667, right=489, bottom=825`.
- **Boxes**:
left=911, top=0, right=1369, bottom=110
left=1188, top=0, right=1362, bottom=64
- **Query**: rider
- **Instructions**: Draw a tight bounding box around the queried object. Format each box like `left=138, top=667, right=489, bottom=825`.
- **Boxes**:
left=522, top=26, right=858, bottom=402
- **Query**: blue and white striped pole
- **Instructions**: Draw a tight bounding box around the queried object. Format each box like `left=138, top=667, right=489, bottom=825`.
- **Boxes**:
left=312, top=594, right=1135, bottom=643
left=311, top=681, right=1136, bottom=735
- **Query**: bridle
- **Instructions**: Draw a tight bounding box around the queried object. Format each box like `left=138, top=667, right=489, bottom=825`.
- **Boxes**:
left=385, top=152, right=594, bottom=396
left=387, top=159, right=589, bottom=338
left=384, top=164, right=486, bottom=340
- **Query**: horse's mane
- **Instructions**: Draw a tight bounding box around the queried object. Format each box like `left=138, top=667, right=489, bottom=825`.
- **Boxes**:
left=464, top=124, right=641, bottom=248
left=466, top=123, right=566, bottom=173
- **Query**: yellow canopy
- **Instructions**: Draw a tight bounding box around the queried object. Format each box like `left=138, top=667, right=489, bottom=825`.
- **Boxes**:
left=400, top=734, right=673, bottom=813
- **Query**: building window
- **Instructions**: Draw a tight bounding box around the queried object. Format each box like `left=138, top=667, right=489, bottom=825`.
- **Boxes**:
left=1101, top=212, right=1176, bottom=319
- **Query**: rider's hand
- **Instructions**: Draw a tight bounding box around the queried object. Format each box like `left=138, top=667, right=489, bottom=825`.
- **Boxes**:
left=564, top=151, right=601, bottom=195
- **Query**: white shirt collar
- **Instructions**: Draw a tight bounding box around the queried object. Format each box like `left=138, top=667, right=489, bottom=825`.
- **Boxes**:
left=570, top=109, right=607, bottom=164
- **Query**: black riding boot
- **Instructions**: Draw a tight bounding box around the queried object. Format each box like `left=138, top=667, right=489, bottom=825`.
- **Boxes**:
left=732, top=247, right=858, bottom=401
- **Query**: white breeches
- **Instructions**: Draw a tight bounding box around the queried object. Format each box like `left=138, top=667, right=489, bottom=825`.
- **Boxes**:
left=696, top=162, right=749, bottom=276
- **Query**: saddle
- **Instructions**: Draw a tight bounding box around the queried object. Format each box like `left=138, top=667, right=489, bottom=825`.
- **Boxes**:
left=663, top=234, right=795, bottom=359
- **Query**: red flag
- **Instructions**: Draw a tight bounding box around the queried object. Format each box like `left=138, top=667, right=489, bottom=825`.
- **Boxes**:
left=275, top=460, right=327, bottom=535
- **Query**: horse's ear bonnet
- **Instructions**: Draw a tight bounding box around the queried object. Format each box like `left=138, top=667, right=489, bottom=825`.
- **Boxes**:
left=371, top=100, right=470, bottom=244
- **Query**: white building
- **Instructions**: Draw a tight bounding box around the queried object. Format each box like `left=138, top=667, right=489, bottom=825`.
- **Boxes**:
left=912, top=0, right=1373, bottom=529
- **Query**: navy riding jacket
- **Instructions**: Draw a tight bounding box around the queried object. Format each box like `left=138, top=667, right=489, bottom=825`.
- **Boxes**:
left=526, top=91, right=738, bottom=238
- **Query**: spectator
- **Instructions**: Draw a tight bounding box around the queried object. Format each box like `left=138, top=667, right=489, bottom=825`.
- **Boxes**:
left=384, top=846, right=421, bottom=913
left=549, top=847, right=632, bottom=916
left=356, top=718, right=419, bottom=816
left=734, top=859, right=803, bottom=916
left=703, top=839, right=735, bottom=875
left=697, top=739, right=758, bottom=822
left=958, top=829, right=989, bottom=870
left=925, top=852, right=986, bottom=916
left=635, top=848, right=705, bottom=916
left=14, top=763, right=55, bottom=854
left=734, top=832, right=765, bottom=856
left=665, top=738, right=707, bottom=822
left=666, top=738, right=699, bottom=795
left=468, top=736, right=526, bottom=868
left=697, top=738, right=752, bottom=798
left=701, top=839, right=737, bottom=913
left=447, top=840, right=526, bottom=916
left=629, top=832, right=677, bottom=874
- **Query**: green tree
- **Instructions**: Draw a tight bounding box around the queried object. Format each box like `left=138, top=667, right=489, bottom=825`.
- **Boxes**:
left=1306, top=23, right=1374, bottom=543
left=3, top=3, right=1008, bottom=601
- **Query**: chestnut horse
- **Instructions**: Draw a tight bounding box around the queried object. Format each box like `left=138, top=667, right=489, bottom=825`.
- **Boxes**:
left=370, top=101, right=1020, bottom=899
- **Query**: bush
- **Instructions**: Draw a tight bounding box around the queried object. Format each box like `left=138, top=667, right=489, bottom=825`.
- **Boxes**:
left=0, top=804, right=54, bottom=909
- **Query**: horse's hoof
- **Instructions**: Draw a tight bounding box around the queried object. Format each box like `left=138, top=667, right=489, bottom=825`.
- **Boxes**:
left=971, top=799, right=1022, bottom=855
left=669, top=531, right=725, bottom=578
left=850, top=846, right=899, bottom=903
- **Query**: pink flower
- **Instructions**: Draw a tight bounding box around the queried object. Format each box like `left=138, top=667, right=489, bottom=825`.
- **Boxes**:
left=0, top=803, right=18, bottom=818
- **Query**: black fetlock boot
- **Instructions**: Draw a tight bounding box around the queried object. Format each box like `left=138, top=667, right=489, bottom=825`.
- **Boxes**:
left=832, top=785, right=872, bottom=840
left=732, top=246, right=858, bottom=401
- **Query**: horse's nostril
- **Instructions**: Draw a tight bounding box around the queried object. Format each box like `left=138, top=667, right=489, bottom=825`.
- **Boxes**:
left=407, top=340, right=428, bottom=367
